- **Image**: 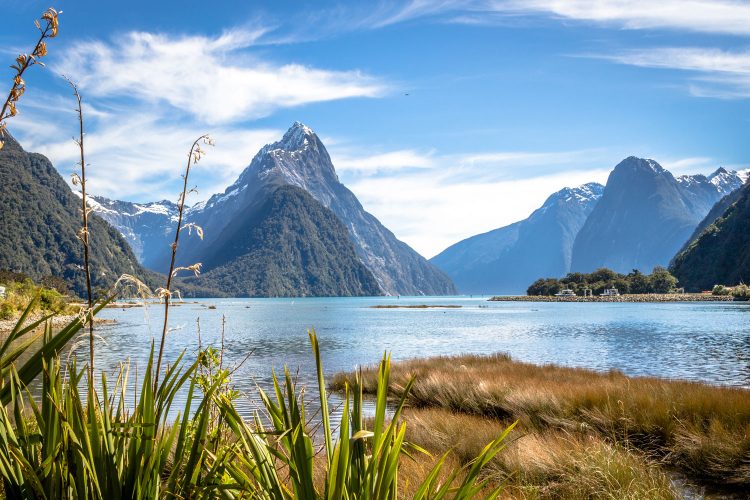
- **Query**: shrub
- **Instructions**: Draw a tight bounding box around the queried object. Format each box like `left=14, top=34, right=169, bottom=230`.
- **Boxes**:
left=0, top=302, right=13, bottom=320
left=731, top=283, right=750, bottom=300
left=712, top=284, right=731, bottom=296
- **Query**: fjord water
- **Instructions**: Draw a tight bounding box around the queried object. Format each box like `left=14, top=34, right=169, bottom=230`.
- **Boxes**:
left=84, top=296, right=750, bottom=418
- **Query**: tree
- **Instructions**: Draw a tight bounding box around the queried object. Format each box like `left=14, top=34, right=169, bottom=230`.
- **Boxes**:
left=649, top=266, right=678, bottom=293
left=627, top=269, right=650, bottom=294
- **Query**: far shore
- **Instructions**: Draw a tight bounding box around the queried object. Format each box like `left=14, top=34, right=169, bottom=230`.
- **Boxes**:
left=489, top=293, right=736, bottom=302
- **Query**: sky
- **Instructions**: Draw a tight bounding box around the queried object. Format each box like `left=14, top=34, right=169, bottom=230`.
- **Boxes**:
left=2, top=0, right=750, bottom=258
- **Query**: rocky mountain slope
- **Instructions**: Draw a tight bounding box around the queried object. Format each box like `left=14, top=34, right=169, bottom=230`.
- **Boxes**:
left=670, top=181, right=750, bottom=291
left=183, top=185, right=381, bottom=297
left=570, top=157, right=744, bottom=274
left=431, top=183, right=604, bottom=294
left=92, top=123, right=455, bottom=296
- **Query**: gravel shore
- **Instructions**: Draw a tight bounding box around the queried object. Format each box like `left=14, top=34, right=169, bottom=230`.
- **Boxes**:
left=488, top=293, right=736, bottom=302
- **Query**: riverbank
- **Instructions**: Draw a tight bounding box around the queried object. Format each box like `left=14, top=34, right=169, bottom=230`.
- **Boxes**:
left=330, top=354, right=750, bottom=498
left=489, top=293, right=735, bottom=302
left=0, top=313, right=117, bottom=335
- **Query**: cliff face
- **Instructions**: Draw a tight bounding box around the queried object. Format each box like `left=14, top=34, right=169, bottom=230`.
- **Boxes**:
left=571, top=158, right=742, bottom=274
left=671, top=181, right=750, bottom=291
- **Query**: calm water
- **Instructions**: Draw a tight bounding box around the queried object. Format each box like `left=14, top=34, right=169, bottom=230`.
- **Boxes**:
left=69, top=296, right=750, bottom=418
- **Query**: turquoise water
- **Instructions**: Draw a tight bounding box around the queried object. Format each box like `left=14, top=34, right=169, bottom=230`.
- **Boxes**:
left=80, top=296, right=750, bottom=418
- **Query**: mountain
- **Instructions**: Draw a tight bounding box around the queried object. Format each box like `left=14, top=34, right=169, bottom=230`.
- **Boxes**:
left=675, top=177, right=747, bottom=256
left=183, top=185, right=381, bottom=297
left=431, top=183, right=604, bottom=294
left=0, top=133, right=149, bottom=296
left=570, top=157, right=744, bottom=274
left=86, top=196, right=177, bottom=270
left=670, top=181, right=750, bottom=291
left=91, top=123, right=455, bottom=296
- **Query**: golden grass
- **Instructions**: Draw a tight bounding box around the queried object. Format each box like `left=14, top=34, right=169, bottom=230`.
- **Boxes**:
left=330, top=353, right=750, bottom=490
left=403, top=408, right=677, bottom=499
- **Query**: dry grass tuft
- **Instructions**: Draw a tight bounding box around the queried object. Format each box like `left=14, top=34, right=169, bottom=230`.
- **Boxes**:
left=402, top=407, right=677, bottom=499
left=331, top=353, right=750, bottom=491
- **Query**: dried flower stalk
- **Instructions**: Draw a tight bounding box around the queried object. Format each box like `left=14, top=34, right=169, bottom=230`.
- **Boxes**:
left=0, top=8, right=60, bottom=150
left=65, top=77, right=96, bottom=382
left=154, top=134, right=212, bottom=388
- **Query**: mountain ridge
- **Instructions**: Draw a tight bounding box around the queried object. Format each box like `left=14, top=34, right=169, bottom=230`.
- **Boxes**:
left=570, top=157, right=743, bottom=274
left=90, top=123, right=456, bottom=296
left=431, top=182, right=604, bottom=294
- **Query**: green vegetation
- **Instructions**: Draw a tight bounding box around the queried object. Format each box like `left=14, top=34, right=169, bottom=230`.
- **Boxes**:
left=671, top=182, right=750, bottom=292
left=0, top=133, right=154, bottom=298
left=186, top=185, right=382, bottom=297
left=0, top=270, right=77, bottom=320
left=331, top=353, right=750, bottom=497
left=0, top=302, right=512, bottom=498
left=526, top=267, right=678, bottom=296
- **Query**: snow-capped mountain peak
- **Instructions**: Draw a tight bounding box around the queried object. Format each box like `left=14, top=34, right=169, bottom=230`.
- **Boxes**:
left=542, top=182, right=604, bottom=210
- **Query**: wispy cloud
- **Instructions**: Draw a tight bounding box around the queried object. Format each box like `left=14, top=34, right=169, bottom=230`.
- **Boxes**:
left=595, top=47, right=750, bottom=98
left=56, top=30, right=386, bottom=125
left=331, top=149, right=435, bottom=173
left=6, top=26, right=390, bottom=201
left=369, top=0, right=750, bottom=36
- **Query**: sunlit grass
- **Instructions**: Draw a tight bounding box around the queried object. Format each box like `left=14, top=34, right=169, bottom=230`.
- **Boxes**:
left=331, top=352, right=750, bottom=492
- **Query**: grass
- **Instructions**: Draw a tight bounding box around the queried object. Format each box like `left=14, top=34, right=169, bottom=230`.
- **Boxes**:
left=330, top=353, right=750, bottom=495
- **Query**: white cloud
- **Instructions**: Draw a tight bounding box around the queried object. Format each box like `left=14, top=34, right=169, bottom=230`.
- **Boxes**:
left=10, top=106, right=281, bottom=201
left=373, top=0, right=750, bottom=36
left=331, top=146, right=612, bottom=256
left=56, top=30, right=385, bottom=125
left=331, top=149, right=434, bottom=173
left=493, top=0, right=750, bottom=36
left=347, top=167, right=611, bottom=258
left=595, top=47, right=750, bottom=98
left=601, top=48, right=750, bottom=74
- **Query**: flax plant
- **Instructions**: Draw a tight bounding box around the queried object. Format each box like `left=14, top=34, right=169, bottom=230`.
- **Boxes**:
left=0, top=8, right=59, bottom=150
left=155, top=135, right=212, bottom=388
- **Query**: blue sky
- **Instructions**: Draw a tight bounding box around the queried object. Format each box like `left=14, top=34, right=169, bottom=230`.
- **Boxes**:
left=2, top=0, right=750, bottom=257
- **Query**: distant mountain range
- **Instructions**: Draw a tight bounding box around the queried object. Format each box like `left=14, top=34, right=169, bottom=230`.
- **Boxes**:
left=4, top=121, right=746, bottom=298
left=431, top=183, right=604, bottom=294
left=570, top=158, right=744, bottom=275
left=0, top=133, right=150, bottom=296
left=671, top=181, right=750, bottom=291
left=432, top=156, right=747, bottom=294
left=91, top=123, right=455, bottom=297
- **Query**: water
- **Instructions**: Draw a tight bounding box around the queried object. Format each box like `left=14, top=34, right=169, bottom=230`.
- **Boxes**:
left=71, top=296, right=750, bottom=418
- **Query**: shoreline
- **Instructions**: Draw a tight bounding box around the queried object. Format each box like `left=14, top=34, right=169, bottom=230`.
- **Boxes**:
left=489, top=293, right=736, bottom=302
left=0, top=314, right=116, bottom=336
